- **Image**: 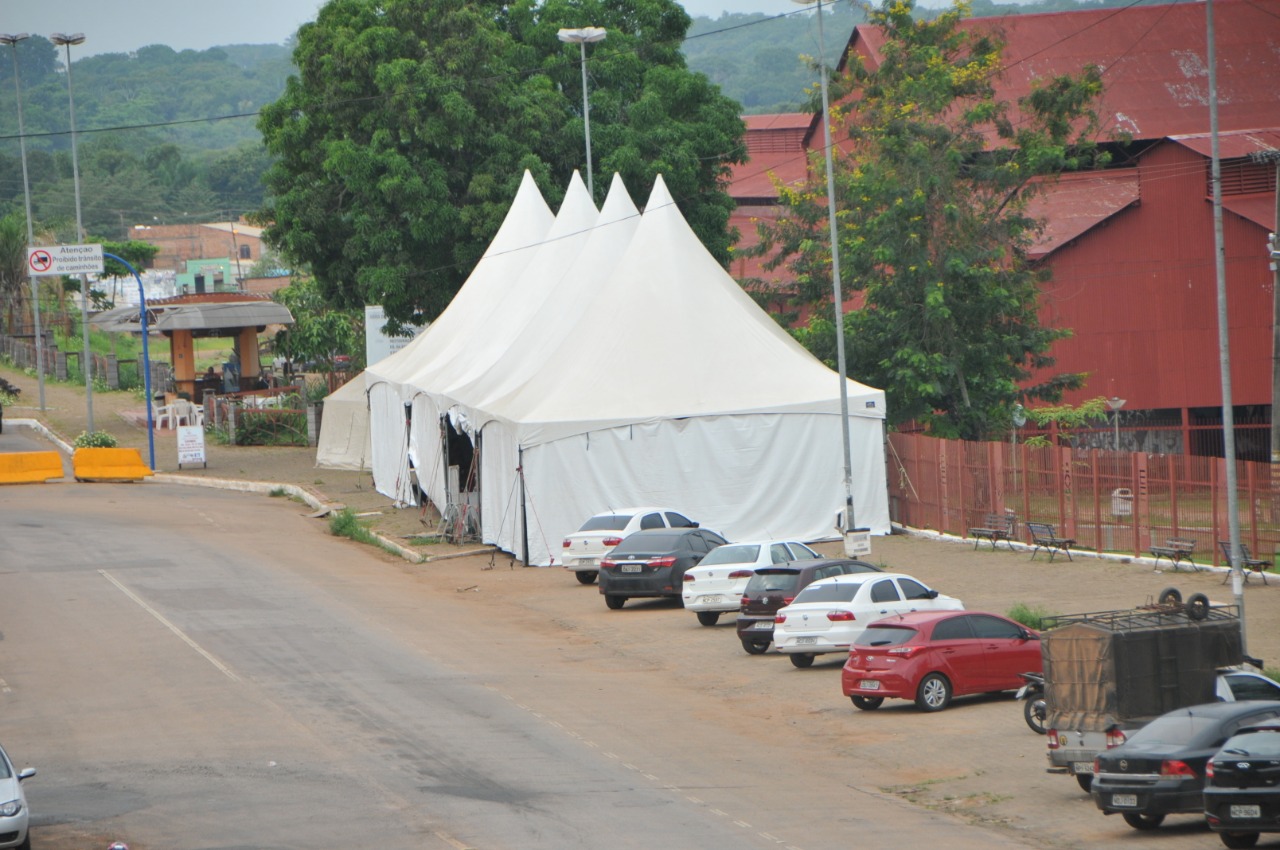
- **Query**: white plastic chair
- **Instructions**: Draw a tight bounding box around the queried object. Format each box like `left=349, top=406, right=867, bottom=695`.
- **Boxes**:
left=154, top=403, right=177, bottom=429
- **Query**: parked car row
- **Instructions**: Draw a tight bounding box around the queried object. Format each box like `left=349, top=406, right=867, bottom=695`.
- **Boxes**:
left=563, top=507, right=1047, bottom=716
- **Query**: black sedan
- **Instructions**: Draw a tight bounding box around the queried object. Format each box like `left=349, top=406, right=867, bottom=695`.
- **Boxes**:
left=598, top=528, right=728, bottom=610
left=1205, top=720, right=1280, bottom=848
left=1092, top=701, right=1280, bottom=831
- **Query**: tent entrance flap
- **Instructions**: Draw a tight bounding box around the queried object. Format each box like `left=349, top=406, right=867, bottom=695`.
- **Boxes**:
left=441, top=414, right=481, bottom=544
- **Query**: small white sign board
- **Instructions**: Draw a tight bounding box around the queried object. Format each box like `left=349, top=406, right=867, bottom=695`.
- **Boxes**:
left=365, top=305, right=427, bottom=366
left=177, top=425, right=206, bottom=469
left=28, top=243, right=105, bottom=277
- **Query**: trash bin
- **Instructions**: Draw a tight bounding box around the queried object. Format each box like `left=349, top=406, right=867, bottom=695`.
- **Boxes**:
left=1111, top=487, right=1133, bottom=517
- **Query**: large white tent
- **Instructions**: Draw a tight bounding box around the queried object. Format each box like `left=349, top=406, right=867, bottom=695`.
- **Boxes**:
left=349, top=170, right=889, bottom=565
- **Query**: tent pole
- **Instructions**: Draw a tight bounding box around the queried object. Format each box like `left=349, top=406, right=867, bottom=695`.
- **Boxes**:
left=519, top=445, right=529, bottom=566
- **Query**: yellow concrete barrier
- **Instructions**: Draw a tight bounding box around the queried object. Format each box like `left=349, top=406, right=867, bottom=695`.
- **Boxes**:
left=0, top=451, right=65, bottom=484
left=72, top=447, right=154, bottom=482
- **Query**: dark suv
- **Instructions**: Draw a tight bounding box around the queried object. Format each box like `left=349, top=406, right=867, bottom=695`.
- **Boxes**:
left=735, top=559, right=881, bottom=654
left=1205, top=720, right=1280, bottom=848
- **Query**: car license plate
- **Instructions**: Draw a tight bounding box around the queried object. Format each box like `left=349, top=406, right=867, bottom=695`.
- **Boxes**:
left=1072, top=762, right=1095, bottom=775
left=752, top=621, right=773, bottom=630
left=1111, top=794, right=1137, bottom=808
left=576, top=558, right=596, bottom=567
left=701, top=595, right=722, bottom=604
left=859, top=680, right=881, bottom=690
left=620, top=564, right=642, bottom=573
left=1230, top=805, right=1261, bottom=819
left=796, top=636, right=817, bottom=645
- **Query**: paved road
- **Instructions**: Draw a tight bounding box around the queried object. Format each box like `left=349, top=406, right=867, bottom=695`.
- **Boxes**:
left=1, top=483, right=1035, bottom=850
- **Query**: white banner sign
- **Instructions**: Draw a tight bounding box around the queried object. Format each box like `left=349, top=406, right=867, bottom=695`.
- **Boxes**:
left=177, top=425, right=206, bottom=469
left=27, top=243, right=105, bottom=277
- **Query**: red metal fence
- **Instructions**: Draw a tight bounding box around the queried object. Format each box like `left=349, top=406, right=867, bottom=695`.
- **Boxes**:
left=887, top=432, right=1280, bottom=566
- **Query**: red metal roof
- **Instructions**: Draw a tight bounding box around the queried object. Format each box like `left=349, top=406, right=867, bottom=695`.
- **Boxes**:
left=730, top=113, right=813, bottom=200
left=848, top=0, right=1280, bottom=145
left=1025, top=169, right=1141, bottom=259
left=1169, top=129, right=1280, bottom=160
left=1221, top=194, right=1277, bottom=231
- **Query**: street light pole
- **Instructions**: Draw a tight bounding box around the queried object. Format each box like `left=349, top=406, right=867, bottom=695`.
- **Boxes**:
left=52, top=32, right=93, bottom=432
left=556, top=26, right=606, bottom=198
left=0, top=33, right=44, bottom=411
left=792, top=0, right=865, bottom=553
left=1107, top=396, right=1125, bottom=451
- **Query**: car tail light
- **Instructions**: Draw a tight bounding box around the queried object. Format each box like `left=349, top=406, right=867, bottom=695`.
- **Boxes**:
left=1093, top=757, right=1101, bottom=775
left=563, top=539, right=571, bottom=548
left=740, top=595, right=750, bottom=606
left=648, top=556, right=676, bottom=568
left=827, top=610, right=856, bottom=622
left=1206, top=761, right=1216, bottom=781
left=775, top=614, right=787, bottom=624
left=728, top=570, right=754, bottom=579
left=1105, top=728, right=1127, bottom=749
left=887, top=645, right=925, bottom=657
left=601, top=559, right=616, bottom=569
left=603, top=536, right=623, bottom=547
left=1047, top=730, right=1059, bottom=749
left=1160, top=760, right=1197, bottom=779
left=783, top=596, right=795, bottom=605
left=683, top=573, right=696, bottom=582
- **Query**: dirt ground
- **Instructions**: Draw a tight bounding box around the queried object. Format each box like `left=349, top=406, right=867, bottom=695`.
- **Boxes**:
left=6, top=364, right=1280, bottom=846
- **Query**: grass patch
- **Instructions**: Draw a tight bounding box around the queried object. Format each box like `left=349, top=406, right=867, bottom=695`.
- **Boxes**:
left=1007, top=602, right=1056, bottom=631
left=269, top=486, right=288, bottom=497
left=328, top=508, right=402, bottom=557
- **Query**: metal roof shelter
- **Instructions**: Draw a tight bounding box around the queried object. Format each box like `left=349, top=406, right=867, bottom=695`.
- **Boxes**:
left=93, top=293, right=293, bottom=400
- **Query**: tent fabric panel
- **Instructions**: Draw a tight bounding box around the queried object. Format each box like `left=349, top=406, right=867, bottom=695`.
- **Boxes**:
left=367, top=381, right=416, bottom=506
left=316, top=374, right=371, bottom=470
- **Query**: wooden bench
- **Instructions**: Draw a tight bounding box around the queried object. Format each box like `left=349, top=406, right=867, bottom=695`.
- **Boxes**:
left=968, top=512, right=1017, bottom=550
left=1149, top=537, right=1199, bottom=571
left=1027, top=521, right=1075, bottom=562
left=1219, top=541, right=1271, bottom=585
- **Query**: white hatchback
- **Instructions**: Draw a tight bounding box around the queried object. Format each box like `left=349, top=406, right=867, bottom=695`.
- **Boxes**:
left=0, top=739, right=34, bottom=850
left=681, top=540, right=820, bottom=626
left=560, top=507, right=698, bottom=584
left=773, top=572, right=963, bottom=668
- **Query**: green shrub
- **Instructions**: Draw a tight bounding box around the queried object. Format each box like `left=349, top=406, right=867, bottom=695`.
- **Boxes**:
left=1008, top=602, right=1055, bottom=631
left=73, top=430, right=118, bottom=449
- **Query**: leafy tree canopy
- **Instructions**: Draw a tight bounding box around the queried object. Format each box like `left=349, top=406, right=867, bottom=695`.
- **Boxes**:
left=761, top=0, right=1105, bottom=440
left=257, top=0, right=747, bottom=331
left=272, top=276, right=363, bottom=372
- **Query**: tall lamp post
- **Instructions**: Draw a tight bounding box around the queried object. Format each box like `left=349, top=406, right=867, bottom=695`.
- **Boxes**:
left=791, top=0, right=866, bottom=554
left=52, top=32, right=93, bottom=432
left=0, top=33, right=44, bottom=411
left=1107, top=396, right=1125, bottom=451
left=556, top=26, right=606, bottom=198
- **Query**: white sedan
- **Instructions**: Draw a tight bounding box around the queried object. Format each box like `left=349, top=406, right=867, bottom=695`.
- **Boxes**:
left=681, top=540, right=821, bottom=625
left=559, top=507, right=699, bottom=584
left=773, top=572, right=963, bottom=668
left=0, top=739, right=35, bottom=850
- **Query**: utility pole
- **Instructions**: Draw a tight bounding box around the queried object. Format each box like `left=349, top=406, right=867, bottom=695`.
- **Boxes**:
left=1252, top=150, right=1280, bottom=465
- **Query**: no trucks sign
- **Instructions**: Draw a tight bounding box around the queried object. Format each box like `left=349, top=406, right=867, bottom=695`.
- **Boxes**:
left=28, top=243, right=104, bottom=277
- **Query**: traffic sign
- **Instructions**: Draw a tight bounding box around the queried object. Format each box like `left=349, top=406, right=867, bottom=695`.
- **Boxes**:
left=27, top=243, right=105, bottom=277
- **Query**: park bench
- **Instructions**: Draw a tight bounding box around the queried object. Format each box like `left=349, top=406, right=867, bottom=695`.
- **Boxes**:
left=1219, top=541, right=1271, bottom=585
left=1027, top=521, right=1075, bottom=562
left=968, top=512, right=1017, bottom=550
left=1149, top=537, right=1199, bottom=572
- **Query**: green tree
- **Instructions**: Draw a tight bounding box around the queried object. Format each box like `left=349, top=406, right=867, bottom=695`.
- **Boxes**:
left=257, top=0, right=746, bottom=331
left=272, top=276, right=362, bottom=372
left=0, top=212, right=29, bottom=333
left=761, top=0, right=1104, bottom=440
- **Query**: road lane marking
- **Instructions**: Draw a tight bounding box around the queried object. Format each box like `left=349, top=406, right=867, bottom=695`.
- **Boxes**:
left=99, top=569, right=240, bottom=681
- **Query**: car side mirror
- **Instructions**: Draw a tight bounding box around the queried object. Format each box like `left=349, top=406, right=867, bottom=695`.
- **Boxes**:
left=923, top=589, right=939, bottom=599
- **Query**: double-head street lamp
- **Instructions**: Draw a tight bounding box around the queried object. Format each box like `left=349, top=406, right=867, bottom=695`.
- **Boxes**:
left=790, top=0, right=865, bottom=552
left=51, top=32, right=94, bottom=431
left=557, top=26, right=606, bottom=198
left=0, top=32, right=44, bottom=410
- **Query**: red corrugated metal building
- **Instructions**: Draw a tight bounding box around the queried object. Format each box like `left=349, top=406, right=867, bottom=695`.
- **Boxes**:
left=727, top=0, right=1280, bottom=457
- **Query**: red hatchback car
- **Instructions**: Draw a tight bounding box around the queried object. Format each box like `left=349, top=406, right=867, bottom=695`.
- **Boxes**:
left=841, top=610, right=1042, bottom=712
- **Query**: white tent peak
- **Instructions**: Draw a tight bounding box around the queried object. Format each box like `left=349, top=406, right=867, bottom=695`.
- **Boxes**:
left=484, top=169, right=554, bottom=258
left=642, top=173, right=675, bottom=214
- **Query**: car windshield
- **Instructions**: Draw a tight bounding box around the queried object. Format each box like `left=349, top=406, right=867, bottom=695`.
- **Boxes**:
left=793, top=581, right=862, bottom=604
left=611, top=532, right=682, bottom=553
left=699, top=544, right=760, bottom=566
left=1220, top=729, right=1280, bottom=757
left=1130, top=712, right=1233, bottom=748
left=578, top=514, right=632, bottom=532
left=745, top=571, right=799, bottom=593
left=855, top=626, right=917, bottom=647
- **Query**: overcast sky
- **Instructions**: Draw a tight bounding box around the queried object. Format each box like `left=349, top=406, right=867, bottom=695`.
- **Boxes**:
left=6, top=0, right=798, bottom=57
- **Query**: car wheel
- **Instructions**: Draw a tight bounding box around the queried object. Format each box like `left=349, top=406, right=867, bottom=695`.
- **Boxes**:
left=790, top=653, right=815, bottom=669
left=574, top=570, right=597, bottom=585
left=1185, top=592, right=1210, bottom=621
left=1220, top=832, right=1261, bottom=849
left=851, top=695, right=884, bottom=710
left=1075, top=773, right=1093, bottom=793
left=1121, top=812, right=1165, bottom=831
left=696, top=611, right=720, bottom=626
left=1158, top=587, right=1182, bottom=605
left=915, top=673, right=952, bottom=711
left=1024, top=696, right=1048, bottom=734
left=604, top=595, right=626, bottom=610
left=742, top=639, right=769, bottom=655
